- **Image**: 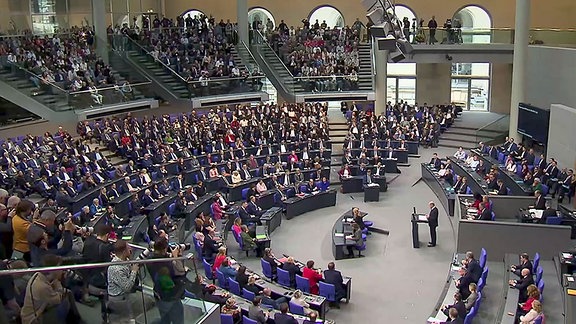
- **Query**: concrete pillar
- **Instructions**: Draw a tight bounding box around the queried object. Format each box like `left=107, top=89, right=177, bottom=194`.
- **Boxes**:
left=373, top=41, right=387, bottom=115
left=92, top=0, right=108, bottom=64
left=509, top=0, right=531, bottom=141
left=416, top=63, right=451, bottom=105
left=237, top=0, right=248, bottom=44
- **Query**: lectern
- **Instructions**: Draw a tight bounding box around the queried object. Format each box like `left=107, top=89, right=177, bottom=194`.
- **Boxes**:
left=411, top=210, right=428, bottom=248
left=364, top=184, right=380, bottom=202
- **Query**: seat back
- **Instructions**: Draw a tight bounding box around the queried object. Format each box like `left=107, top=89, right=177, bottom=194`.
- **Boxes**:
left=537, top=278, right=545, bottom=295
left=541, top=184, right=549, bottom=196
left=536, top=266, right=543, bottom=285
left=288, top=301, right=305, bottom=315
left=242, top=315, right=258, bottom=324
left=464, top=306, right=477, bottom=324
left=277, top=268, right=291, bottom=287
left=221, top=314, right=234, bottom=324
left=215, top=269, right=228, bottom=289
left=474, top=291, right=482, bottom=310
left=260, top=259, right=273, bottom=279
left=202, top=259, right=214, bottom=280
left=477, top=277, right=485, bottom=293
left=242, top=288, right=255, bottom=301
left=318, top=281, right=336, bottom=302
left=479, top=248, right=487, bottom=269
left=490, top=211, right=495, bottom=221
left=466, top=187, right=472, bottom=194
left=533, top=252, right=540, bottom=274
left=241, top=188, right=249, bottom=200
left=295, top=275, right=310, bottom=293
left=481, top=266, right=489, bottom=283
left=228, top=278, right=241, bottom=296
left=534, top=316, right=544, bottom=324
left=300, top=185, right=308, bottom=193
left=168, top=203, right=176, bottom=216
left=546, top=216, right=563, bottom=225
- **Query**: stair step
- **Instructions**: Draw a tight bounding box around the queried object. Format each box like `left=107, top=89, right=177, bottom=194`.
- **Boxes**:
left=440, top=134, right=478, bottom=144
left=437, top=140, right=476, bottom=150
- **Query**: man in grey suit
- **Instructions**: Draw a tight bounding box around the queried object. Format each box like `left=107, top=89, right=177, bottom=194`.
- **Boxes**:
left=427, top=201, right=439, bottom=247
left=248, top=296, right=269, bottom=324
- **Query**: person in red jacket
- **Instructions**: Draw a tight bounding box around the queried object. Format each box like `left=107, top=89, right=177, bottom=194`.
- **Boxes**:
left=302, top=260, right=323, bottom=295
left=211, top=198, right=223, bottom=220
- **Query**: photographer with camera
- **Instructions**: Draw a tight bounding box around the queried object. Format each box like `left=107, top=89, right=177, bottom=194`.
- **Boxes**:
left=20, top=254, right=84, bottom=324
left=107, top=240, right=140, bottom=323
left=27, top=209, right=75, bottom=267
left=80, top=224, right=114, bottom=308
left=145, top=238, right=186, bottom=324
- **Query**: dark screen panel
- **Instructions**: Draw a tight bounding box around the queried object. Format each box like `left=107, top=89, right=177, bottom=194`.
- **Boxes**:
left=517, top=103, right=550, bottom=144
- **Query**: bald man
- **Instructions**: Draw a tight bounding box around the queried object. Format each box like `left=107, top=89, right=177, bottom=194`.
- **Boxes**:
left=509, top=268, right=534, bottom=303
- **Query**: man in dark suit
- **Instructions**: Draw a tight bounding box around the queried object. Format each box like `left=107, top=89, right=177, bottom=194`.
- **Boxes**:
left=273, top=303, right=297, bottom=324
left=429, top=153, right=442, bottom=169
left=446, top=308, right=464, bottom=324
left=538, top=201, right=557, bottom=224
left=202, top=230, right=220, bottom=263
left=323, top=262, right=347, bottom=306
left=441, top=292, right=466, bottom=321
left=239, top=201, right=260, bottom=224
left=362, top=169, right=374, bottom=185
left=496, top=179, right=507, bottom=195
left=477, top=203, right=492, bottom=221
left=427, top=201, right=438, bottom=247
left=282, top=257, right=302, bottom=288
left=247, top=195, right=264, bottom=217
left=509, top=268, right=534, bottom=303
left=455, top=267, right=473, bottom=300
left=531, top=190, right=546, bottom=210
left=463, top=251, right=482, bottom=283
left=510, top=253, right=533, bottom=277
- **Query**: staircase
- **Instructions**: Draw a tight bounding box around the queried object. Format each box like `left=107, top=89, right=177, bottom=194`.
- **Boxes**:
left=357, top=44, right=374, bottom=91
left=328, top=112, right=348, bottom=185
left=438, top=113, right=508, bottom=149
left=122, top=50, right=190, bottom=100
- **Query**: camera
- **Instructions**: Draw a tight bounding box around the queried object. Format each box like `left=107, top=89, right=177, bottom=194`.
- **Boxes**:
left=169, top=242, right=191, bottom=251
left=136, top=247, right=152, bottom=260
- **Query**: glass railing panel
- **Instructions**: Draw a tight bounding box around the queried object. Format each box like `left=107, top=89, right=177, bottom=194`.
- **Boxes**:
left=0, top=62, right=72, bottom=111
left=293, top=75, right=361, bottom=93
left=0, top=247, right=209, bottom=324
left=475, top=115, right=509, bottom=143
left=67, top=82, right=153, bottom=110
left=187, top=75, right=266, bottom=97
left=250, top=31, right=295, bottom=94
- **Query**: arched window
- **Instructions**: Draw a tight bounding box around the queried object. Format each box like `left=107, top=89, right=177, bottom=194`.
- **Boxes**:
left=182, top=9, right=206, bottom=20
left=309, top=5, right=345, bottom=29
left=248, top=7, right=276, bottom=32
left=453, top=5, right=492, bottom=44
left=393, top=5, right=417, bottom=42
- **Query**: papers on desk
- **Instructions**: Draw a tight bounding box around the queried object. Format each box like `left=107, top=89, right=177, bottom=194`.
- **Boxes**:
left=567, top=276, right=575, bottom=282
left=562, top=253, right=573, bottom=259
left=467, top=208, right=478, bottom=214
left=529, top=209, right=543, bottom=219
left=343, top=218, right=353, bottom=223
left=366, top=183, right=379, bottom=187
left=255, top=234, right=267, bottom=240
left=334, top=233, right=345, bottom=237
left=418, top=215, right=428, bottom=222
left=427, top=317, right=443, bottom=324
left=451, top=264, right=461, bottom=271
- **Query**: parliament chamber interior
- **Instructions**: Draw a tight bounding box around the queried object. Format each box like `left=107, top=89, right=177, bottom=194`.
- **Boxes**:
left=0, top=0, right=576, bottom=323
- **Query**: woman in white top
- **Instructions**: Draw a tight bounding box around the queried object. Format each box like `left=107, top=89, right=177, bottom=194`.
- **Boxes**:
left=505, top=157, right=517, bottom=173
left=519, top=300, right=544, bottom=324
left=231, top=170, right=242, bottom=184
left=256, top=180, right=268, bottom=194
left=290, top=290, right=319, bottom=317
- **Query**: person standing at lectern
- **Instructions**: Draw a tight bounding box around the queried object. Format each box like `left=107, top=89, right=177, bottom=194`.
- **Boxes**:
left=427, top=201, right=438, bottom=247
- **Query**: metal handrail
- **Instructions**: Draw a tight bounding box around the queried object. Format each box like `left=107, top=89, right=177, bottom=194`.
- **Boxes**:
left=476, top=114, right=509, bottom=133
left=0, top=253, right=194, bottom=276
left=122, top=36, right=188, bottom=84
left=239, top=40, right=260, bottom=74
left=293, top=74, right=358, bottom=80
left=9, top=62, right=68, bottom=93
left=186, top=75, right=265, bottom=85
left=254, top=30, right=294, bottom=78
left=69, top=81, right=152, bottom=95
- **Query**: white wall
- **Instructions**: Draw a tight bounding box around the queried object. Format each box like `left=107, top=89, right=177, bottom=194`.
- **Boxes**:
left=547, top=104, right=576, bottom=171
left=525, top=46, right=576, bottom=109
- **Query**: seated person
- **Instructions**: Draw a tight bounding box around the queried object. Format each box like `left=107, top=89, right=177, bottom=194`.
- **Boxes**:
left=282, top=257, right=302, bottom=287
left=230, top=170, right=242, bottom=184
left=260, top=287, right=288, bottom=310
left=262, top=248, right=281, bottom=275
left=519, top=300, right=544, bottom=324
left=274, top=303, right=298, bottom=324
left=508, top=268, right=534, bottom=303
left=510, top=253, right=533, bottom=277
left=290, top=290, right=318, bottom=317
left=441, top=292, right=466, bottom=320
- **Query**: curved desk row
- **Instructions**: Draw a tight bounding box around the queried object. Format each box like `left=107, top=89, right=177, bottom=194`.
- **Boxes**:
left=471, top=149, right=532, bottom=196
left=341, top=174, right=387, bottom=194
left=427, top=254, right=464, bottom=323
left=421, top=163, right=456, bottom=216
left=331, top=210, right=368, bottom=260
left=447, top=156, right=489, bottom=195
left=284, top=189, right=337, bottom=220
